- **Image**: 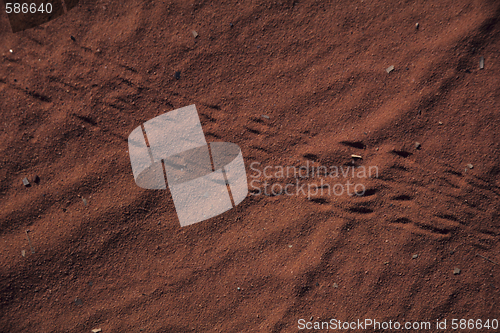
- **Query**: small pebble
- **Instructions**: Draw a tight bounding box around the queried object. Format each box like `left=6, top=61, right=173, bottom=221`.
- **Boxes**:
left=333, top=283, right=339, bottom=288
left=191, top=30, right=199, bottom=38
left=466, top=163, right=473, bottom=169
left=261, top=115, right=270, bottom=119
left=82, top=198, right=88, bottom=206
left=174, top=71, right=181, bottom=80
left=412, top=254, right=418, bottom=259
left=453, top=267, right=461, bottom=275
left=438, top=121, right=443, bottom=125
left=414, top=142, right=421, bottom=150
left=237, top=287, right=241, bottom=291
left=479, top=56, right=484, bottom=69
left=386, top=65, right=395, bottom=73
left=22, top=177, right=30, bottom=187
left=415, top=22, right=419, bottom=29
left=9, top=49, right=13, bottom=53
left=91, top=329, right=102, bottom=333
left=21, top=250, right=26, bottom=257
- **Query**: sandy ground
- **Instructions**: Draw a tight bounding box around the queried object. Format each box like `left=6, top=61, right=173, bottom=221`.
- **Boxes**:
left=1, top=0, right=499, bottom=332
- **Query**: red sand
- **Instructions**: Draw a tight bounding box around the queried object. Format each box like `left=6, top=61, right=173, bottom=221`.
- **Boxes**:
left=1, top=0, right=499, bottom=332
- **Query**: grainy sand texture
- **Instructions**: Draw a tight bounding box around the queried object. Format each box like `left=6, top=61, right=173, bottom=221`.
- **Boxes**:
left=1, top=0, right=499, bottom=332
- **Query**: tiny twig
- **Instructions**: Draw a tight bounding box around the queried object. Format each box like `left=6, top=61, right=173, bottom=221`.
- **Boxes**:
left=476, top=254, right=498, bottom=265
left=25, top=230, right=35, bottom=254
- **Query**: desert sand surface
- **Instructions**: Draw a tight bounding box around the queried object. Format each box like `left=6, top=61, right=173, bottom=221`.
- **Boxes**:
left=1, top=0, right=499, bottom=332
